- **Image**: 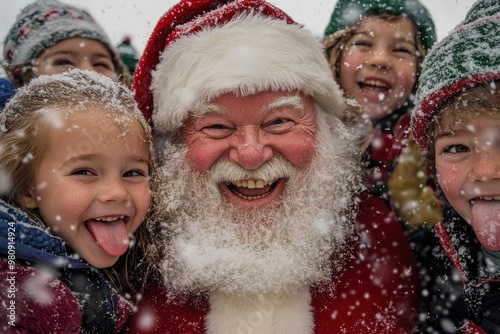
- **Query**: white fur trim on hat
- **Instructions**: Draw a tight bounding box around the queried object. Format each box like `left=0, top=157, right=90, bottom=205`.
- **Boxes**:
left=151, top=12, right=346, bottom=134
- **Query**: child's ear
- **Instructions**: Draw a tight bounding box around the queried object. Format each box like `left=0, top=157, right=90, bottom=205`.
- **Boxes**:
left=19, top=188, right=38, bottom=209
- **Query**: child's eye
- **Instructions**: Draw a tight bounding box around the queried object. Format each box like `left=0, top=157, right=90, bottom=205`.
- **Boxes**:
left=72, top=169, right=95, bottom=176
left=53, top=59, right=73, bottom=66
left=123, top=170, right=147, bottom=177
left=443, top=144, right=470, bottom=154
left=94, top=61, right=113, bottom=70
left=352, top=40, right=371, bottom=48
left=394, top=47, right=412, bottom=54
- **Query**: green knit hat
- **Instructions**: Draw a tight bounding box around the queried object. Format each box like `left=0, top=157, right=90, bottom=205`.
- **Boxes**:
left=116, top=36, right=139, bottom=74
left=412, top=0, right=500, bottom=150
left=3, top=0, right=119, bottom=83
left=323, top=0, right=436, bottom=52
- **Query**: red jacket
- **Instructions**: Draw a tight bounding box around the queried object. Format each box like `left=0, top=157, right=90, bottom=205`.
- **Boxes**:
left=127, top=192, right=419, bottom=333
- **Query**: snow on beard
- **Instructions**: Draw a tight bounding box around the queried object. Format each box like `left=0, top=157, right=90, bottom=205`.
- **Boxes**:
left=154, top=109, right=362, bottom=298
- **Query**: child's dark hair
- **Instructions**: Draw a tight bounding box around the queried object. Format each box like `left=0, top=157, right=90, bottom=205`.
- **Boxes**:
left=426, top=81, right=500, bottom=167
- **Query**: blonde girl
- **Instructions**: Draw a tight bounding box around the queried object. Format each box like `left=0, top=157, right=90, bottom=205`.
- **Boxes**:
left=0, top=69, right=156, bottom=333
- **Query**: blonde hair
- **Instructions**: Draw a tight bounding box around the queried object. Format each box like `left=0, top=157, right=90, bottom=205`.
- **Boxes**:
left=323, top=13, right=427, bottom=91
left=0, top=69, right=158, bottom=294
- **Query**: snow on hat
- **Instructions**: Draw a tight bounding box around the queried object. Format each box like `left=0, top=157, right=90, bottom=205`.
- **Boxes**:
left=3, top=0, right=117, bottom=81
left=323, top=0, right=436, bottom=52
left=133, top=0, right=346, bottom=134
left=412, top=0, right=500, bottom=150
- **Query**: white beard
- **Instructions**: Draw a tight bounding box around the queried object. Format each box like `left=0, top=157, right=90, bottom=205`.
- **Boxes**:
left=153, top=109, right=362, bottom=298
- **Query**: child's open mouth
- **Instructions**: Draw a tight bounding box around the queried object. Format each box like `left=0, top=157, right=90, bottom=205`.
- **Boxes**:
left=470, top=197, right=500, bottom=251
left=86, top=215, right=130, bottom=256
left=359, top=79, right=391, bottom=97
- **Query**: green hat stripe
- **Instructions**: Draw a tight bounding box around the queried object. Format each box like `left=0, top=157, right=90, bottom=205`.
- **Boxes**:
left=415, top=17, right=500, bottom=105
left=412, top=0, right=500, bottom=150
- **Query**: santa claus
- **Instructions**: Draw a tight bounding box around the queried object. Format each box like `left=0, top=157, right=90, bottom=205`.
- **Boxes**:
left=127, top=0, right=420, bottom=333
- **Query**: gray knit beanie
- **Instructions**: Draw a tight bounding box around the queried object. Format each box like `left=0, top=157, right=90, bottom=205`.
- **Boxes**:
left=3, top=0, right=119, bottom=83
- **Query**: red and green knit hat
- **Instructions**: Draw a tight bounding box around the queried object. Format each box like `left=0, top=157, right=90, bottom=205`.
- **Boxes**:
left=3, top=0, right=118, bottom=83
left=323, top=0, right=436, bottom=52
left=133, top=0, right=347, bottom=134
left=412, top=0, right=500, bottom=150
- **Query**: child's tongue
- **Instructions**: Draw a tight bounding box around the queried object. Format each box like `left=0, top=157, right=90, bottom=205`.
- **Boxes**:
left=87, top=219, right=130, bottom=256
left=471, top=200, right=500, bottom=251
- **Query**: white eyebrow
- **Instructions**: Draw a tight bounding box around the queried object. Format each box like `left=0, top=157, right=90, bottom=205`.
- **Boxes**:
left=190, top=95, right=304, bottom=119
left=263, top=95, right=304, bottom=113
left=190, top=102, right=228, bottom=118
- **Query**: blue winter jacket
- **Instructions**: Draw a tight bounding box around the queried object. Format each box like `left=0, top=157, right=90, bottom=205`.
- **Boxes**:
left=0, top=78, right=16, bottom=111
left=0, top=199, right=127, bottom=333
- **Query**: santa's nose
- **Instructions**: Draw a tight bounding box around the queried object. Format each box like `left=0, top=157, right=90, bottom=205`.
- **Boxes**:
left=228, top=128, right=273, bottom=170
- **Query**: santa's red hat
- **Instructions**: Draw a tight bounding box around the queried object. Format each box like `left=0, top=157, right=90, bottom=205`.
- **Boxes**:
left=133, top=0, right=346, bottom=134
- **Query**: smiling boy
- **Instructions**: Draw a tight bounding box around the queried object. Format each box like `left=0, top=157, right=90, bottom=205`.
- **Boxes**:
left=411, top=0, right=500, bottom=332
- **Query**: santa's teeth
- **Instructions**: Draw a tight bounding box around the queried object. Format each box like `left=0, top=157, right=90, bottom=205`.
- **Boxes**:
left=236, top=191, right=270, bottom=200
left=231, top=179, right=273, bottom=189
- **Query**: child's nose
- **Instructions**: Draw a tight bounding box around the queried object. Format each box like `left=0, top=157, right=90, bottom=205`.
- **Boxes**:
left=367, top=50, right=391, bottom=69
left=97, top=177, right=131, bottom=202
left=77, top=59, right=95, bottom=72
left=469, top=148, right=500, bottom=182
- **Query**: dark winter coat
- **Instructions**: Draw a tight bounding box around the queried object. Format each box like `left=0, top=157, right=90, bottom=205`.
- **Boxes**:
left=0, top=199, right=132, bottom=333
left=126, top=192, right=420, bottom=333
left=412, top=206, right=500, bottom=334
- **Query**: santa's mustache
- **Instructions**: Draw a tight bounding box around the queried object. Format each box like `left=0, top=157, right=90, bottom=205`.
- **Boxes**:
left=205, top=155, right=302, bottom=190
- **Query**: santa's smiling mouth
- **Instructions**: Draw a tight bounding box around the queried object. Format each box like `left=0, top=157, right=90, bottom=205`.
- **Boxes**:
left=225, top=178, right=279, bottom=200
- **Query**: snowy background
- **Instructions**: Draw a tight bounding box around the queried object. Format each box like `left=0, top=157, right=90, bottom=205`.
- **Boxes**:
left=1, top=0, right=474, bottom=59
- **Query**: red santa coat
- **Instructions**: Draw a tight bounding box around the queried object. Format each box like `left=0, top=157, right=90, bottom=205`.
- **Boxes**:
left=127, top=192, right=419, bottom=333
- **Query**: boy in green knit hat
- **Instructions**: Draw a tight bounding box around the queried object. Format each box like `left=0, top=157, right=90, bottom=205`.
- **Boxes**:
left=411, top=0, right=500, bottom=332
left=323, top=0, right=442, bottom=231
